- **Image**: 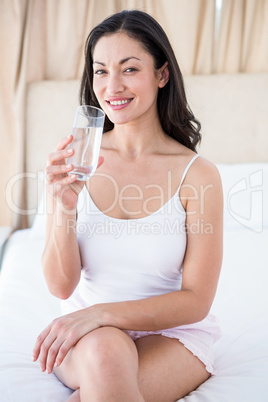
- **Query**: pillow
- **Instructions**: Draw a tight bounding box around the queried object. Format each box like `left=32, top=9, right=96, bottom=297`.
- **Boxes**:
left=216, top=163, right=268, bottom=232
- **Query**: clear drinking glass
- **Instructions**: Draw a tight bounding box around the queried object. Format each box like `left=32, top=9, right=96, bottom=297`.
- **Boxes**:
left=66, top=105, right=105, bottom=181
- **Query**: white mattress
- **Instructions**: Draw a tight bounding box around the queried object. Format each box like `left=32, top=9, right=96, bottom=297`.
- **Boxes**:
left=0, top=226, right=268, bottom=401
left=0, top=230, right=72, bottom=401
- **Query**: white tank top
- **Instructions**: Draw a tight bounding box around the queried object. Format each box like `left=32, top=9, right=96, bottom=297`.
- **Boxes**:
left=61, top=154, right=201, bottom=314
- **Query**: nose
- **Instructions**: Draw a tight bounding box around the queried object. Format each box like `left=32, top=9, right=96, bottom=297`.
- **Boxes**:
left=106, top=73, right=124, bottom=95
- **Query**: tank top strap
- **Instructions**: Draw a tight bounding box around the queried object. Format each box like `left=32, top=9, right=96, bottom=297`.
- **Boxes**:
left=177, top=154, right=200, bottom=193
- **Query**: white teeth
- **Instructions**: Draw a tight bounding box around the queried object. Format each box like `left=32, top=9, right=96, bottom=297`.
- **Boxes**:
left=109, top=99, right=130, bottom=106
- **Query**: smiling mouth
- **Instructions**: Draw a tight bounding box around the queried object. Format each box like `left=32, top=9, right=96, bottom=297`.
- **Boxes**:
left=106, top=99, right=133, bottom=106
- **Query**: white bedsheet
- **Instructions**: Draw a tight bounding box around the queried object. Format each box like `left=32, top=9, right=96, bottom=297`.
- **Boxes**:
left=0, top=230, right=71, bottom=401
left=0, top=227, right=268, bottom=401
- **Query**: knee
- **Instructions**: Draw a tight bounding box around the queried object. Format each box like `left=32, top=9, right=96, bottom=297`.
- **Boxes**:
left=75, top=327, right=138, bottom=372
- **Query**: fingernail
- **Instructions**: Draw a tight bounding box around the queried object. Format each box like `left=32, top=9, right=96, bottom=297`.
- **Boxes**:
left=66, top=164, right=72, bottom=169
left=67, top=149, right=73, bottom=154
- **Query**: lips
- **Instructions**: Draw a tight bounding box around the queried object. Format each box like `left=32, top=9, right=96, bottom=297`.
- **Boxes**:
left=105, top=98, right=133, bottom=109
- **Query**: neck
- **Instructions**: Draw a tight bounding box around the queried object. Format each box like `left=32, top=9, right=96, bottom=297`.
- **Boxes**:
left=110, top=116, right=167, bottom=159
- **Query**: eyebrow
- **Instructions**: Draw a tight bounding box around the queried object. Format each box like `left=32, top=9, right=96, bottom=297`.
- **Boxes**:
left=93, top=56, right=141, bottom=66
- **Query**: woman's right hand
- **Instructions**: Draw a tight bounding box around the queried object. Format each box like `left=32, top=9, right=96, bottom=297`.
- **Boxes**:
left=46, top=135, right=103, bottom=210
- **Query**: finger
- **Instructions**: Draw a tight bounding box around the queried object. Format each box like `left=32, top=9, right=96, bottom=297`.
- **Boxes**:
left=46, top=164, right=73, bottom=181
left=52, top=173, right=78, bottom=189
left=53, top=341, right=72, bottom=370
left=47, top=175, right=79, bottom=200
left=97, top=156, right=104, bottom=169
left=45, top=337, right=66, bottom=374
left=47, top=148, right=74, bottom=166
left=32, top=326, right=51, bottom=362
left=38, top=333, right=58, bottom=372
left=54, top=135, right=73, bottom=152
left=46, top=325, right=80, bottom=373
left=53, top=329, right=80, bottom=369
left=37, top=317, right=66, bottom=372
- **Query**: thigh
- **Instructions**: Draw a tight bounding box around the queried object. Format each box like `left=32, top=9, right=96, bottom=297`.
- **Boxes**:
left=135, top=335, right=210, bottom=402
left=53, top=327, right=138, bottom=390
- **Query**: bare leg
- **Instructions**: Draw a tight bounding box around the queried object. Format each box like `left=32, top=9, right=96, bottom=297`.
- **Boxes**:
left=135, top=335, right=211, bottom=402
left=55, top=328, right=210, bottom=402
left=54, top=327, right=144, bottom=402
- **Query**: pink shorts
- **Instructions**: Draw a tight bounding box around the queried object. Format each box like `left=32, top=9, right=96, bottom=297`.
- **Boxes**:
left=124, top=326, right=219, bottom=375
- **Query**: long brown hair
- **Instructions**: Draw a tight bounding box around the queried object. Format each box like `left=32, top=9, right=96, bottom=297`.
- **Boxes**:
left=80, top=10, right=201, bottom=152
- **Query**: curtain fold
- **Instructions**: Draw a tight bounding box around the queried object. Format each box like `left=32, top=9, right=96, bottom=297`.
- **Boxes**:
left=1, top=0, right=268, bottom=228
left=153, top=0, right=215, bottom=75
left=0, top=0, right=39, bottom=229
left=242, top=0, right=268, bottom=72
left=214, top=0, right=268, bottom=73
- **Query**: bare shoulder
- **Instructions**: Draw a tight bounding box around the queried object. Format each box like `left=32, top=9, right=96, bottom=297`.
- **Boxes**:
left=186, top=155, right=222, bottom=187
left=179, top=155, right=223, bottom=212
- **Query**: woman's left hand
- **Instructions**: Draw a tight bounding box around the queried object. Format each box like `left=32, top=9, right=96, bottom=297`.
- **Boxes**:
left=32, top=306, right=102, bottom=374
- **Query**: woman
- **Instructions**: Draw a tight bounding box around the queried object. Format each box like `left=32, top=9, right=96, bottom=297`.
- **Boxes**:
left=32, top=10, right=223, bottom=402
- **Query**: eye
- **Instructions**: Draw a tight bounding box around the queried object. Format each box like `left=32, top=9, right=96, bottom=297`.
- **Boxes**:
left=124, top=67, right=138, bottom=73
left=94, top=69, right=106, bottom=75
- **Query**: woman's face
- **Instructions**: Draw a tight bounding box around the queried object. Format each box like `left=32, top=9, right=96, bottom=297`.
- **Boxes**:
left=92, top=32, right=166, bottom=127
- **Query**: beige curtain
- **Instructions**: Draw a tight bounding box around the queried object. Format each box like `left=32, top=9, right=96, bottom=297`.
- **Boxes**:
left=1, top=0, right=268, bottom=228
left=214, top=0, right=268, bottom=73
left=154, top=0, right=215, bottom=75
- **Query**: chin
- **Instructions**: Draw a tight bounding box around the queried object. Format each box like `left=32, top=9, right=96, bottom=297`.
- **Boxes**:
left=105, top=114, right=132, bottom=126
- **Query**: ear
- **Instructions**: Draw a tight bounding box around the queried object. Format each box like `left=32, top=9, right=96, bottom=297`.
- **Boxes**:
left=158, top=61, right=169, bottom=88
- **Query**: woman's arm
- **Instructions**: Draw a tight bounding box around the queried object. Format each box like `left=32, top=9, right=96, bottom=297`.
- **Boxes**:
left=41, top=197, right=81, bottom=300
left=41, top=135, right=85, bottom=299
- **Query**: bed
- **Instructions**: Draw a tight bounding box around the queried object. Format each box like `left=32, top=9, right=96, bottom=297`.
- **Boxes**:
left=1, top=73, right=268, bottom=401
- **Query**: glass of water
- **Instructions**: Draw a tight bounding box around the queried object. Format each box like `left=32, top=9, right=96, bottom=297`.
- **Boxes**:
left=66, top=105, right=105, bottom=181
